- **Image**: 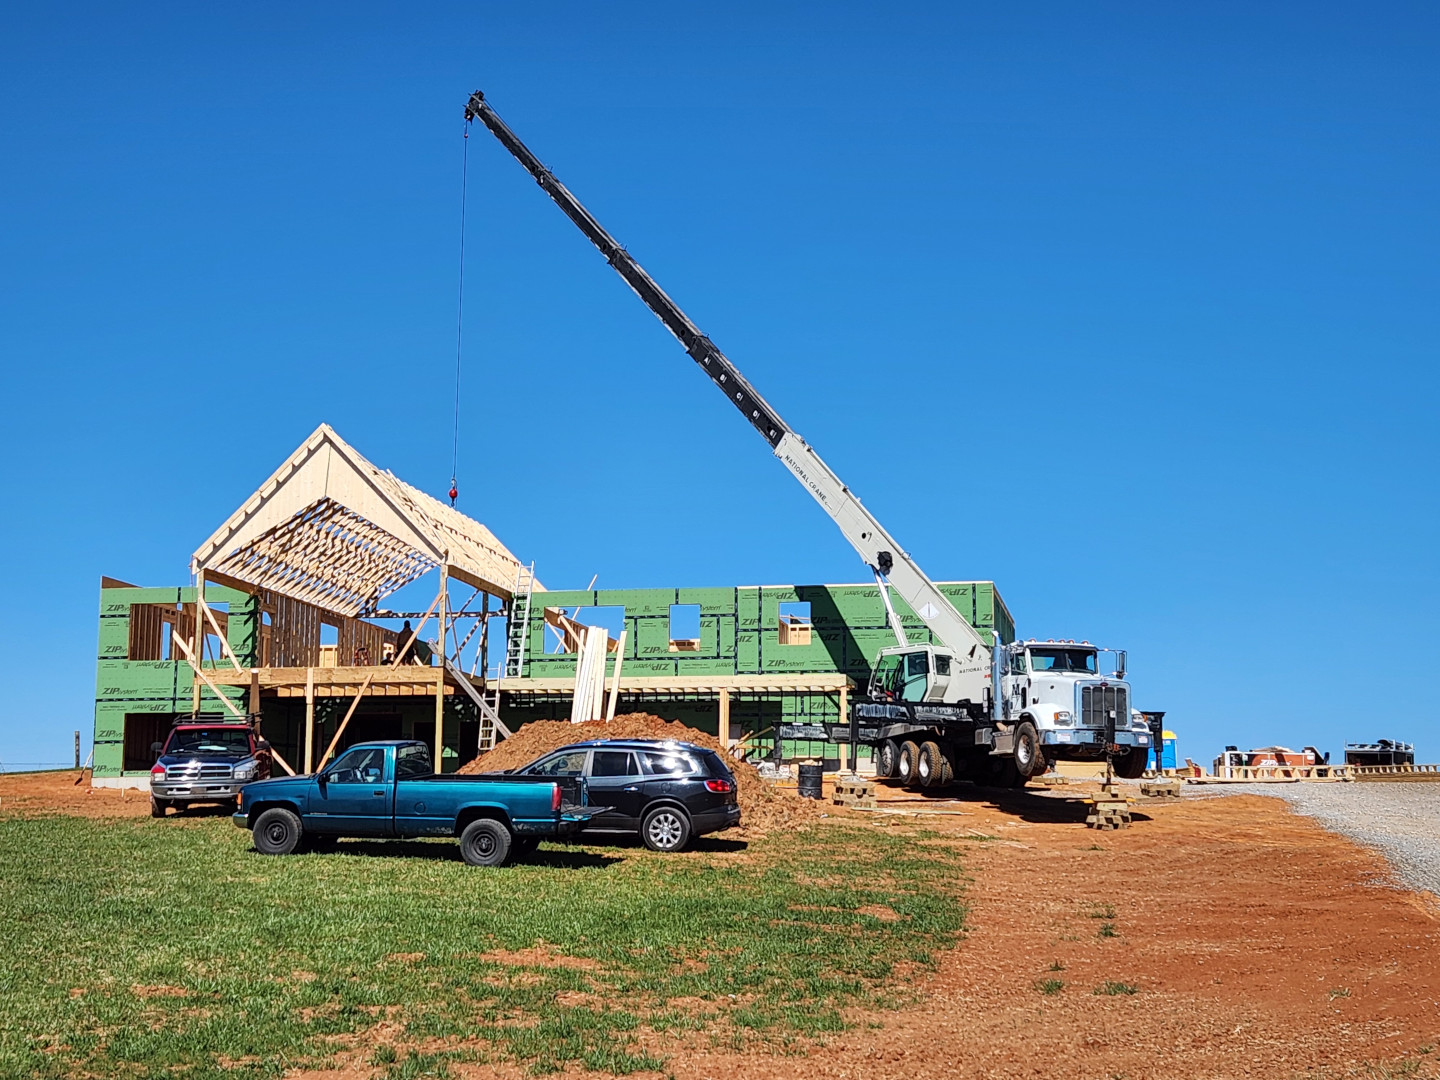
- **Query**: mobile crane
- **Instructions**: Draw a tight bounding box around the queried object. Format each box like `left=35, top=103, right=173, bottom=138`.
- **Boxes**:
left=466, top=91, right=1153, bottom=787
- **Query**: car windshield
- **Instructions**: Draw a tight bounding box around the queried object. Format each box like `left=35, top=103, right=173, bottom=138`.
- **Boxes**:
left=1028, top=648, right=1098, bottom=674
left=165, top=728, right=249, bottom=755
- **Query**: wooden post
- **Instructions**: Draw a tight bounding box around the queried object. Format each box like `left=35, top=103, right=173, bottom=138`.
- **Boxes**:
left=191, top=570, right=205, bottom=715
left=478, top=593, right=490, bottom=683
left=604, top=630, right=627, bottom=722
left=436, top=566, right=448, bottom=769
left=435, top=667, right=446, bottom=773
left=840, top=685, right=853, bottom=774
left=304, top=667, right=315, bottom=774
left=249, top=668, right=261, bottom=716
left=718, top=687, right=731, bottom=747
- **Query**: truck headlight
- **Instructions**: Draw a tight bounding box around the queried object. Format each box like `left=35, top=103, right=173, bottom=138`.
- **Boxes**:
left=233, top=760, right=257, bottom=782
left=1054, top=711, right=1072, bottom=726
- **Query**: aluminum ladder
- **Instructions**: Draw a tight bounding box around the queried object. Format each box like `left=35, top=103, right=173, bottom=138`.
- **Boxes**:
left=503, top=562, right=535, bottom=679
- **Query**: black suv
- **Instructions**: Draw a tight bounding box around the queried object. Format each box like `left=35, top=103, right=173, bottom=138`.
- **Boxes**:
left=509, top=739, right=740, bottom=852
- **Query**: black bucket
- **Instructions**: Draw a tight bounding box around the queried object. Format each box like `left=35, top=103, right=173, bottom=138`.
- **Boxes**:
left=797, top=762, right=824, bottom=800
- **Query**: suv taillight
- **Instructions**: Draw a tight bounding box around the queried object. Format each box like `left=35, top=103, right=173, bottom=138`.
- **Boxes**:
left=704, top=779, right=734, bottom=794
left=552, top=783, right=562, bottom=811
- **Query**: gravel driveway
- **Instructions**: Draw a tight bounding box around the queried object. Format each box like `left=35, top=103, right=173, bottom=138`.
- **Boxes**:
left=1217, top=782, right=1440, bottom=895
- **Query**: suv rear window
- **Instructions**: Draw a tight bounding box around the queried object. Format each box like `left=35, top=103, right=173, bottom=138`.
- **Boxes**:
left=698, top=750, right=733, bottom=780
left=638, top=750, right=703, bottom=776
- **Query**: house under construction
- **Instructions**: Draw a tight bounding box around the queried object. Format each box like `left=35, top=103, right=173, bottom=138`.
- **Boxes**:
left=91, top=426, right=1012, bottom=786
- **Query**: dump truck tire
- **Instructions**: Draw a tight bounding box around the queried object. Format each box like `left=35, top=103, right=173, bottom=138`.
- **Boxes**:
left=1012, top=721, right=1041, bottom=778
left=459, top=818, right=512, bottom=867
left=917, top=741, right=946, bottom=788
left=875, top=739, right=900, bottom=779
left=897, top=740, right=921, bottom=786
left=253, top=808, right=303, bottom=856
left=1112, top=747, right=1147, bottom=779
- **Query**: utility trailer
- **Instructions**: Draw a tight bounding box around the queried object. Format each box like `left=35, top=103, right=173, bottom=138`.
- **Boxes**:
left=465, top=90, right=1151, bottom=790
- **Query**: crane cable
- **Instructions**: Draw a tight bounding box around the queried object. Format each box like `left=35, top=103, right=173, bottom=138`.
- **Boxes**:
left=449, top=117, right=471, bottom=507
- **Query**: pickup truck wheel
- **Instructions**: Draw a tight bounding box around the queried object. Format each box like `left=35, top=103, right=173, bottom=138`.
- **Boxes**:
left=641, top=806, right=691, bottom=852
left=459, top=818, right=512, bottom=867
left=149, top=797, right=167, bottom=818
left=253, top=808, right=302, bottom=855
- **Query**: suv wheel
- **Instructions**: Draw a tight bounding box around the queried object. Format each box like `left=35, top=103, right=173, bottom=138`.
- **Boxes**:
left=459, top=818, right=512, bottom=867
left=253, top=808, right=302, bottom=855
left=641, top=806, right=691, bottom=852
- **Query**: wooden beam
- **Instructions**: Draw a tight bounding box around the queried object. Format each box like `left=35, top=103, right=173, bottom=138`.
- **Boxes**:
left=718, top=686, right=731, bottom=747
left=391, top=584, right=444, bottom=668
left=170, top=631, right=246, bottom=719
left=249, top=668, right=260, bottom=714
left=605, top=630, right=626, bottom=722
left=316, top=672, right=375, bottom=772
left=197, top=592, right=244, bottom=673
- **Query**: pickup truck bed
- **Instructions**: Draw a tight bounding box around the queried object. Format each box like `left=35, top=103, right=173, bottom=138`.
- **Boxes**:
left=233, top=740, right=607, bottom=866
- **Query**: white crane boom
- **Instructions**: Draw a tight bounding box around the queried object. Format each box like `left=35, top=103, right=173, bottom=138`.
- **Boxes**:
left=465, top=91, right=994, bottom=689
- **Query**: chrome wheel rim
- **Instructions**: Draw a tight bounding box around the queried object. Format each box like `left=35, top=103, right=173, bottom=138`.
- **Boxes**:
left=648, top=812, right=683, bottom=849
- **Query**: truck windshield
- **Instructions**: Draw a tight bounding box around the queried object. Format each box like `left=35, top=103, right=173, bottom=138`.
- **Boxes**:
left=165, top=728, right=250, bottom=755
left=1028, top=648, right=1098, bottom=674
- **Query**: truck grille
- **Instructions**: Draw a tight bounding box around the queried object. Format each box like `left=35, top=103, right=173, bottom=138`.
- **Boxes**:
left=164, top=763, right=233, bottom=781
left=1080, top=686, right=1128, bottom=729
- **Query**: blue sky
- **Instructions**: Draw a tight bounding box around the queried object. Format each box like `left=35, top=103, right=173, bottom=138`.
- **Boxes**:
left=2, top=2, right=1436, bottom=764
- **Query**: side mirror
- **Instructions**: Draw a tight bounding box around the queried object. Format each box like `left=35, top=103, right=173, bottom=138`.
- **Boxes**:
left=1115, top=651, right=1127, bottom=680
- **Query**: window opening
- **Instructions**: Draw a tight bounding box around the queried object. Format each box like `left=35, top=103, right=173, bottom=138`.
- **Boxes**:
left=669, top=604, right=701, bottom=653
left=778, top=601, right=812, bottom=645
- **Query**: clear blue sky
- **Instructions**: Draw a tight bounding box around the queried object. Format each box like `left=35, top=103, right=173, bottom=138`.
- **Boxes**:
left=2, top=2, right=1436, bottom=764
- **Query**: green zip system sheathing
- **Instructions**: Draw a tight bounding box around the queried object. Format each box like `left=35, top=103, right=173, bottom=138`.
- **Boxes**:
left=93, top=584, right=256, bottom=780
left=506, top=581, right=1012, bottom=760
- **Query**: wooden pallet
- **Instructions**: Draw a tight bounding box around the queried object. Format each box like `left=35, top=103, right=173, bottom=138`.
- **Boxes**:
left=832, top=777, right=878, bottom=809
left=1140, top=779, right=1182, bottom=798
left=1085, top=785, right=1133, bottom=830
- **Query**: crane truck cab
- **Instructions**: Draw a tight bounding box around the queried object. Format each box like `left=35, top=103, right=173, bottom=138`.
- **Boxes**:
left=1002, top=640, right=1151, bottom=779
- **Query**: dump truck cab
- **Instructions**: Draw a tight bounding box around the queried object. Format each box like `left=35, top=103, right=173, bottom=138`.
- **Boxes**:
left=1002, top=640, right=1151, bottom=777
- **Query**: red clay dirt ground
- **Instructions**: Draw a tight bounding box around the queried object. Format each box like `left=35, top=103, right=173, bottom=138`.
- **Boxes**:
left=6, top=770, right=1439, bottom=1079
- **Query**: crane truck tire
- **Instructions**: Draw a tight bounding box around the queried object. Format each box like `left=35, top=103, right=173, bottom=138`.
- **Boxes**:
left=1111, top=747, right=1147, bottom=779
left=917, top=741, right=946, bottom=788
left=875, top=739, right=900, bottom=779
left=1012, top=721, right=1041, bottom=778
left=897, top=740, right=921, bottom=786
left=986, top=759, right=1026, bottom=789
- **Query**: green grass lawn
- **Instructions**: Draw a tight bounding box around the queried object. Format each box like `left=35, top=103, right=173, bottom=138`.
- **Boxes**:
left=0, top=814, right=966, bottom=1079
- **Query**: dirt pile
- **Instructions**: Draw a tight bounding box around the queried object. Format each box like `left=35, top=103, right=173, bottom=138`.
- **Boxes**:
left=458, top=713, right=825, bottom=833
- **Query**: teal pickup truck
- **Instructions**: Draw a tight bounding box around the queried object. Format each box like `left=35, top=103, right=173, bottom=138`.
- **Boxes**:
left=233, top=740, right=606, bottom=866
